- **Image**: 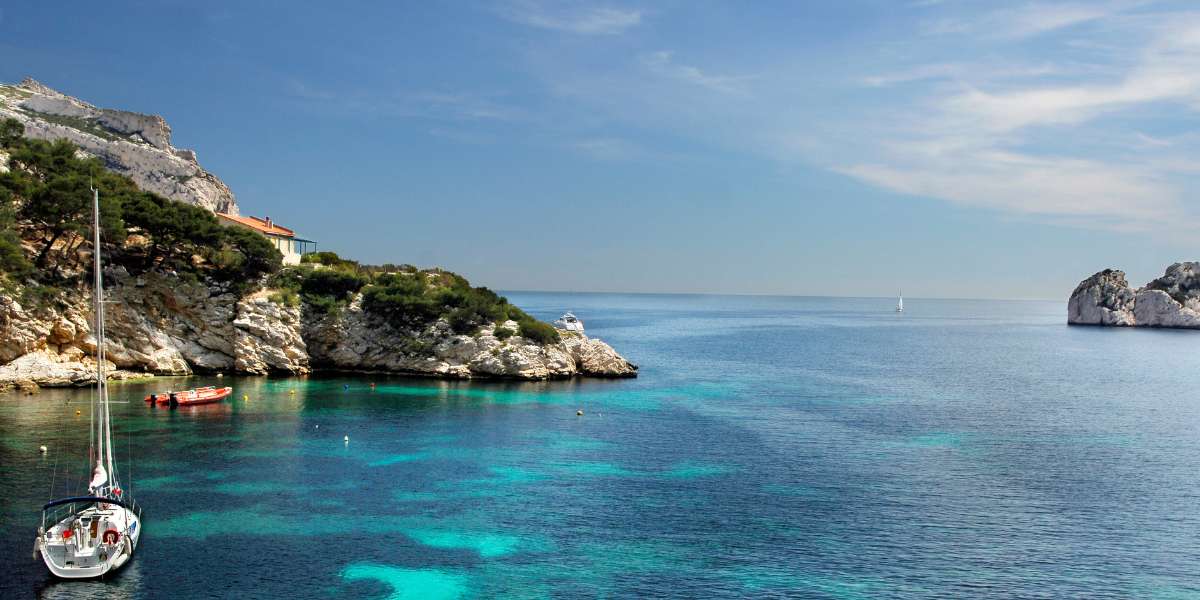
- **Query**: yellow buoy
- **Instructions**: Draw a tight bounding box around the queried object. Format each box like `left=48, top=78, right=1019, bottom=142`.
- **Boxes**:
left=243, top=394, right=249, bottom=401
left=289, top=389, right=295, bottom=395
left=75, top=409, right=81, bottom=416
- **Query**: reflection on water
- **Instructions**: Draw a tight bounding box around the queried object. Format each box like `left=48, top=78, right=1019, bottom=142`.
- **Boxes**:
left=36, top=558, right=145, bottom=599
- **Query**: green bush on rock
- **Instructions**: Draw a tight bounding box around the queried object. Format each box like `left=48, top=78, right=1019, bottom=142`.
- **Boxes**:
left=0, top=119, right=561, bottom=341
left=0, top=118, right=282, bottom=295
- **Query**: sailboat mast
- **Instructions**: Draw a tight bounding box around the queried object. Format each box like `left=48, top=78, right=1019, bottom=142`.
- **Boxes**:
left=91, top=187, right=116, bottom=488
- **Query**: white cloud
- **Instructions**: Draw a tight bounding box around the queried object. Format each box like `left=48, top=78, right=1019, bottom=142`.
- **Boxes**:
left=498, top=1, right=642, bottom=35
left=935, top=20, right=1200, bottom=133
left=832, top=13, right=1200, bottom=230
left=839, top=152, right=1181, bottom=229
left=1004, top=3, right=1118, bottom=37
left=922, top=1, right=1144, bottom=39
left=641, top=51, right=751, bottom=95
left=506, top=1, right=1200, bottom=232
left=571, top=137, right=641, bottom=160
left=288, top=81, right=522, bottom=121
left=861, top=62, right=1059, bottom=87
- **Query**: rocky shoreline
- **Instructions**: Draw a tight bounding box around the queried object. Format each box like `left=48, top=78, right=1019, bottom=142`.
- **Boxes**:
left=0, top=269, right=637, bottom=393
left=1068, top=262, right=1200, bottom=329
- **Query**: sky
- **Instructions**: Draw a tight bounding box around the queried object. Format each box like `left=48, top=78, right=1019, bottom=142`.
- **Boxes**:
left=2, top=0, right=1197, bottom=299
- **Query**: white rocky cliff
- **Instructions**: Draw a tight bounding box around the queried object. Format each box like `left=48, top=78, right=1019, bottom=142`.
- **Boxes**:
left=0, top=277, right=636, bottom=391
left=0, top=78, right=238, bottom=213
left=304, top=296, right=637, bottom=380
left=0, top=271, right=309, bottom=391
left=1068, top=262, right=1200, bottom=329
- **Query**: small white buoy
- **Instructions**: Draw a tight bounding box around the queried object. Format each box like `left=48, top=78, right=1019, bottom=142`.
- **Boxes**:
left=576, top=410, right=584, bottom=416
left=39, top=445, right=48, bottom=454
left=216, top=373, right=224, bottom=378
left=344, top=435, right=350, bottom=443
left=315, top=424, right=319, bottom=429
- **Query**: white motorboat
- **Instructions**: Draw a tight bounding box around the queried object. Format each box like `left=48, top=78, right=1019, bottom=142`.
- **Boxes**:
left=34, top=187, right=142, bottom=579
left=553, top=312, right=585, bottom=332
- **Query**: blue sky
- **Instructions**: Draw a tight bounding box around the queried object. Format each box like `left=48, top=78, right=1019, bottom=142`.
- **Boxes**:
left=2, top=1, right=1197, bottom=298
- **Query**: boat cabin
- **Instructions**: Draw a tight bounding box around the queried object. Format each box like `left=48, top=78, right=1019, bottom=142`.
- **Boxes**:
left=554, top=312, right=585, bottom=332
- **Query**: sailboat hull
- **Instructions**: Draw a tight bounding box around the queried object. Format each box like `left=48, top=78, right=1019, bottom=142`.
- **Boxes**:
left=37, top=506, right=140, bottom=579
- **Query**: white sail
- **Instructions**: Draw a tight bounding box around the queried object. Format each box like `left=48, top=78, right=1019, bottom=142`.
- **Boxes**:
left=897, top=290, right=904, bottom=312
left=89, top=464, right=108, bottom=490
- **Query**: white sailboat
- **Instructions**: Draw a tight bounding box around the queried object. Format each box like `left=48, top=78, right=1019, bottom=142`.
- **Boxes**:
left=33, top=188, right=141, bottom=579
left=896, top=290, right=904, bottom=313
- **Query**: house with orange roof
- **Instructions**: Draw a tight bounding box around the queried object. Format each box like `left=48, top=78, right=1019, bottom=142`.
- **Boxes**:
left=215, top=213, right=316, bottom=265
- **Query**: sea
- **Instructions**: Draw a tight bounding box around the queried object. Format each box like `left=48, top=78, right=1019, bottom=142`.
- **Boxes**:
left=1, top=293, right=1198, bottom=599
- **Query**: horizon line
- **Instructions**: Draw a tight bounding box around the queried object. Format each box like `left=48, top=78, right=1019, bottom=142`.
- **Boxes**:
left=497, top=289, right=1063, bottom=303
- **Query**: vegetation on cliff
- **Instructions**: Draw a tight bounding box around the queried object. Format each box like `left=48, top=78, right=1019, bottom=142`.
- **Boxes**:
left=0, top=117, right=562, bottom=345
left=0, top=118, right=280, bottom=298
left=271, top=252, right=561, bottom=344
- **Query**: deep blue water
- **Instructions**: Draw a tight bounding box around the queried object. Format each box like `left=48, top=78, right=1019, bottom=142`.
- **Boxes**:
left=1, top=293, right=1199, bottom=598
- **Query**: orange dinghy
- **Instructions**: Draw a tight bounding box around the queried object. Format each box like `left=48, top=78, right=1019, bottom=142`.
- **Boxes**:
left=144, top=386, right=233, bottom=407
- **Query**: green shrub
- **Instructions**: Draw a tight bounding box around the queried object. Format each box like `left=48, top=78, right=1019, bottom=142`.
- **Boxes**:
left=300, top=268, right=368, bottom=299
left=268, top=289, right=300, bottom=307
left=518, top=319, right=560, bottom=344
left=301, top=250, right=360, bottom=270
left=493, top=326, right=514, bottom=340
left=0, top=122, right=282, bottom=289
left=267, top=267, right=306, bottom=292
left=304, top=293, right=341, bottom=315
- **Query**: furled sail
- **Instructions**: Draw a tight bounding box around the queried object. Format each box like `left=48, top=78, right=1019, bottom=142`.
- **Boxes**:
left=89, top=464, right=108, bottom=490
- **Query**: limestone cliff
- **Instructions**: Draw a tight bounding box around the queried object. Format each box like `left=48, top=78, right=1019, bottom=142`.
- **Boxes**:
left=1068, top=262, right=1200, bottom=329
left=0, top=275, right=636, bottom=391
left=304, top=296, right=636, bottom=379
left=0, top=78, right=237, bottom=213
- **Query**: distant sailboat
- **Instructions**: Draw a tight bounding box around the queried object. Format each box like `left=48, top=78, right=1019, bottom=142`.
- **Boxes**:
left=896, top=290, right=904, bottom=313
left=33, top=187, right=142, bottom=579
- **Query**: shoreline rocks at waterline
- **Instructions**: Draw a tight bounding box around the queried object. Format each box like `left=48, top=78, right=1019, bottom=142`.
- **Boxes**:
left=0, top=271, right=636, bottom=392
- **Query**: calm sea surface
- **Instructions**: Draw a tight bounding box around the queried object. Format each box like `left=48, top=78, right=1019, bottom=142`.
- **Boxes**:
left=1, top=293, right=1198, bottom=599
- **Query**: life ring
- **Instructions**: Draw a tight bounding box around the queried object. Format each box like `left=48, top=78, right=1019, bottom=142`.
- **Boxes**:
left=102, top=529, right=120, bottom=544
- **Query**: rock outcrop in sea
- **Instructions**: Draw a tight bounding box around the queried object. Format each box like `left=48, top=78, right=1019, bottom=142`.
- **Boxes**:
left=1068, top=262, right=1200, bottom=329
left=0, top=78, right=238, bottom=213
left=0, top=271, right=637, bottom=392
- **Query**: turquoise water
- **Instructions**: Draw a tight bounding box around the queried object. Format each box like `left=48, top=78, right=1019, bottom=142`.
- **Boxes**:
left=2, top=293, right=1199, bottom=598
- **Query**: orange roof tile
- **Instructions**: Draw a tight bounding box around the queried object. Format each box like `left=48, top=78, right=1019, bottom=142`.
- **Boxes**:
left=216, top=213, right=295, bottom=237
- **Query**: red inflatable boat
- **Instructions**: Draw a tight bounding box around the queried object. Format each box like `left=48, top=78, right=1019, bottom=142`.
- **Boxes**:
left=144, top=386, right=233, bottom=407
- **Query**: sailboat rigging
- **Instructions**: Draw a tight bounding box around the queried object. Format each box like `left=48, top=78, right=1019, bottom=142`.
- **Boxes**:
left=33, top=187, right=142, bottom=579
